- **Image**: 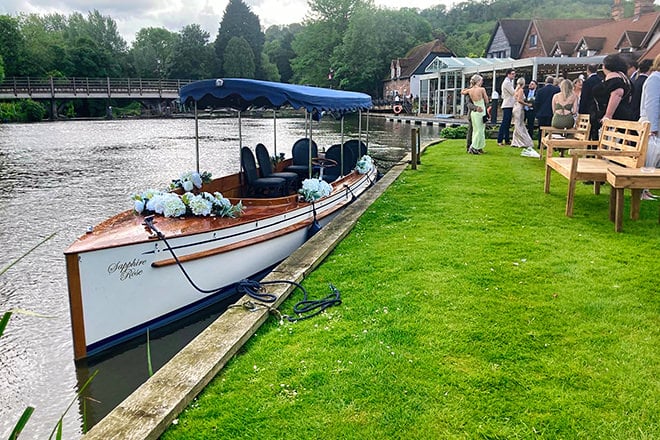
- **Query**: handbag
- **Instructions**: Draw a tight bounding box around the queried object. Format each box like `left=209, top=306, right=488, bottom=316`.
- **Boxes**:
left=482, top=114, right=488, bottom=123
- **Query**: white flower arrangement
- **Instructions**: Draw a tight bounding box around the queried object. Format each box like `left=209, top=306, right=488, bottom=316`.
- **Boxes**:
left=298, top=178, right=332, bottom=202
left=169, top=171, right=212, bottom=192
left=356, top=155, right=374, bottom=174
left=132, top=173, right=243, bottom=218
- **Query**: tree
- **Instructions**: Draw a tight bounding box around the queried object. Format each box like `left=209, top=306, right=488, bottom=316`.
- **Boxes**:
left=0, top=54, right=5, bottom=82
left=0, top=15, right=26, bottom=76
left=130, top=27, right=177, bottom=78
left=68, top=36, right=113, bottom=77
left=214, top=0, right=264, bottom=78
left=223, top=36, right=255, bottom=78
left=168, top=24, right=213, bottom=79
left=290, top=0, right=372, bottom=86
left=260, top=52, right=280, bottom=81
left=264, top=24, right=301, bottom=83
left=64, top=11, right=129, bottom=75
left=333, top=8, right=432, bottom=95
left=17, top=14, right=71, bottom=77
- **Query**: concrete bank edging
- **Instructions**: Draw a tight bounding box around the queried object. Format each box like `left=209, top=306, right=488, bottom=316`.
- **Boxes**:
left=81, top=147, right=426, bottom=440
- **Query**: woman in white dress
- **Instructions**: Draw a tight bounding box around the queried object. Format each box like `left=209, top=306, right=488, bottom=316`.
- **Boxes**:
left=511, top=77, right=534, bottom=148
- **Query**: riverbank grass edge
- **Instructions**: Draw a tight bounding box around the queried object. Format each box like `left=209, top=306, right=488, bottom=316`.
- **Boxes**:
left=163, top=139, right=660, bottom=439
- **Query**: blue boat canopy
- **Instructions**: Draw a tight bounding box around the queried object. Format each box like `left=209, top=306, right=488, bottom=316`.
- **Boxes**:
left=179, top=78, right=372, bottom=113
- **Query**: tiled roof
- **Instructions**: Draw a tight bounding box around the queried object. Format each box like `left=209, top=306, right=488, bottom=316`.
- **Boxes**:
left=551, top=41, right=578, bottom=56
left=532, top=19, right=612, bottom=55
left=499, top=19, right=531, bottom=57
left=616, top=30, right=648, bottom=49
left=563, top=11, right=660, bottom=54
left=581, top=36, right=607, bottom=51
left=396, top=40, right=454, bottom=79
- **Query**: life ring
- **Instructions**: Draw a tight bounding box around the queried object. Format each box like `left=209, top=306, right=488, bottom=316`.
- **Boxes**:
left=393, top=104, right=403, bottom=114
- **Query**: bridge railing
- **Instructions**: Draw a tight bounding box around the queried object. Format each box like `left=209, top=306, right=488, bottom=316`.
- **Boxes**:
left=0, top=77, right=195, bottom=98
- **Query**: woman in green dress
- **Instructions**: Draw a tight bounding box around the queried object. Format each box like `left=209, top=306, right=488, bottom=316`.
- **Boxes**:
left=467, top=74, right=489, bottom=155
left=551, top=79, right=578, bottom=129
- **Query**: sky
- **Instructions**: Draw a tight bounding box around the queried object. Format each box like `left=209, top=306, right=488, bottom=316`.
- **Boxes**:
left=0, top=0, right=450, bottom=44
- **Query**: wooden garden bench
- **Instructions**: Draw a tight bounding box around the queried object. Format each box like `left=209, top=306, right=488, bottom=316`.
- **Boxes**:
left=544, top=119, right=650, bottom=217
left=539, top=114, right=595, bottom=160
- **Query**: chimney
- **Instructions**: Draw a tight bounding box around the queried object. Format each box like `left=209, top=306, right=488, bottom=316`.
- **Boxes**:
left=611, top=0, right=624, bottom=21
left=634, top=0, right=654, bottom=18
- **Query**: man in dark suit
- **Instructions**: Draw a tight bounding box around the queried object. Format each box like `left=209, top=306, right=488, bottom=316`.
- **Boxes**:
left=631, top=58, right=652, bottom=121
left=534, top=76, right=560, bottom=148
left=579, top=64, right=602, bottom=140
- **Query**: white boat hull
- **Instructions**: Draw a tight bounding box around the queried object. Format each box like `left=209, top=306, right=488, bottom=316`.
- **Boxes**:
left=66, top=168, right=377, bottom=359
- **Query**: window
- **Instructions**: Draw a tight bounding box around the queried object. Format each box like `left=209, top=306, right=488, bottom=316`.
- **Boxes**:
left=530, top=35, right=537, bottom=48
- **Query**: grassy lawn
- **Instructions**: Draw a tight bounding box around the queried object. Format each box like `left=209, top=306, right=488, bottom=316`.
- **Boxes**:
left=163, top=139, right=660, bottom=439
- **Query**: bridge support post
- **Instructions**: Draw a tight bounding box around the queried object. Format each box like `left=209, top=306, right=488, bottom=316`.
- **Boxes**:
left=50, top=99, right=57, bottom=120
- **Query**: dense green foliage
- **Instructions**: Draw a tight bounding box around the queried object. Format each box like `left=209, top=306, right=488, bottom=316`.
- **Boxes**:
left=224, top=36, right=256, bottom=78
left=0, top=0, right=628, bottom=107
left=440, top=125, right=468, bottom=139
left=0, top=99, right=46, bottom=122
left=163, top=139, right=660, bottom=439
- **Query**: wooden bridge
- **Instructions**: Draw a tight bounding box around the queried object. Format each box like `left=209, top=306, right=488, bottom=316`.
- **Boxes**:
left=0, top=77, right=195, bottom=100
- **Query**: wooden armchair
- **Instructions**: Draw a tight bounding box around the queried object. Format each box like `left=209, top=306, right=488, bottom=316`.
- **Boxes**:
left=544, top=119, right=650, bottom=217
left=539, top=114, right=595, bottom=160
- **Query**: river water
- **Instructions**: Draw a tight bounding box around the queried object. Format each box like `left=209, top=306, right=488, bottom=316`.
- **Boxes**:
left=0, top=115, right=440, bottom=438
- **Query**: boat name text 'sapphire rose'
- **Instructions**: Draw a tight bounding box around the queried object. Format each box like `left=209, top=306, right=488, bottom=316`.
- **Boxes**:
left=107, top=258, right=147, bottom=280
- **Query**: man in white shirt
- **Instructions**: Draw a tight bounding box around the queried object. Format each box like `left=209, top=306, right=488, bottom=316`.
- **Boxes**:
left=497, top=69, right=516, bottom=145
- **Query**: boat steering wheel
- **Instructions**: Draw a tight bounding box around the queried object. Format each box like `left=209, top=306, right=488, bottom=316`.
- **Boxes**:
left=312, top=157, right=337, bottom=179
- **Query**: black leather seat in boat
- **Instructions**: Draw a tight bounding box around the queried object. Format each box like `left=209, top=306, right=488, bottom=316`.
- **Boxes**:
left=284, top=138, right=318, bottom=180
left=343, top=139, right=368, bottom=168
left=255, top=143, right=299, bottom=193
left=241, top=146, right=286, bottom=197
left=322, top=143, right=355, bottom=183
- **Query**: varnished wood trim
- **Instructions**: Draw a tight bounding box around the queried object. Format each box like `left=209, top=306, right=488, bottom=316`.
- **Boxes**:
left=152, top=220, right=311, bottom=267
left=66, top=253, right=87, bottom=360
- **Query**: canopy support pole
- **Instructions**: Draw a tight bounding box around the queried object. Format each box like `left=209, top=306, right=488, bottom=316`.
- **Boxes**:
left=273, top=109, right=277, bottom=157
left=358, top=110, right=362, bottom=146
left=307, top=110, right=313, bottom=179
left=365, top=110, right=370, bottom=149
left=194, top=101, right=200, bottom=173
left=340, top=115, right=345, bottom=177
left=238, top=110, right=243, bottom=174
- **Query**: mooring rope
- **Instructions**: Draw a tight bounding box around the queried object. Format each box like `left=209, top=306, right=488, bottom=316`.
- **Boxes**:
left=142, top=216, right=342, bottom=322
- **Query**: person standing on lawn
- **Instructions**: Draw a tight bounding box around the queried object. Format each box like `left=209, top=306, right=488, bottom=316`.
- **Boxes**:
left=579, top=64, right=602, bottom=141
left=466, top=74, right=489, bottom=155
left=534, top=75, right=560, bottom=148
left=497, top=69, right=516, bottom=145
left=638, top=54, right=660, bottom=200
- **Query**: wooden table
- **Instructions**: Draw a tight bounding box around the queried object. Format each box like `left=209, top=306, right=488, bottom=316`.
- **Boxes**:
left=606, top=166, right=660, bottom=232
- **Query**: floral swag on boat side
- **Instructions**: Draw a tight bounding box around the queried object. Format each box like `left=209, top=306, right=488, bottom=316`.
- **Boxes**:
left=356, top=155, right=374, bottom=174
left=299, top=178, right=332, bottom=202
left=132, top=171, right=244, bottom=218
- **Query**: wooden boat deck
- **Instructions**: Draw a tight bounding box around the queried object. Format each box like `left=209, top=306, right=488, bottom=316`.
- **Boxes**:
left=65, top=170, right=365, bottom=254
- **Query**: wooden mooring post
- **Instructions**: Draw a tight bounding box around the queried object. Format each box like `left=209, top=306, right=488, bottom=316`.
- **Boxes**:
left=410, top=127, right=421, bottom=169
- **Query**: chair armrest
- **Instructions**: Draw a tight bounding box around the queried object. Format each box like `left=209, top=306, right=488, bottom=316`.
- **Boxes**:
left=544, top=139, right=598, bottom=156
left=568, top=149, right=642, bottom=158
